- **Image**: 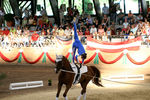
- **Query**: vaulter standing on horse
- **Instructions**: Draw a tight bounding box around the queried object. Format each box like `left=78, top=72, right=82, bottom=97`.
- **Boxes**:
left=72, top=18, right=87, bottom=68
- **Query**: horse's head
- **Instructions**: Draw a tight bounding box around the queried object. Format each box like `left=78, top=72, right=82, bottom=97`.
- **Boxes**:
left=55, top=55, right=71, bottom=74
left=55, top=55, right=63, bottom=73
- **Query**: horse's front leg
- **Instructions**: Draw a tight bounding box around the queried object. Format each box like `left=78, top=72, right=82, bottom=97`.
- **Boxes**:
left=56, top=82, right=63, bottom=100
left=63, top=84, right=71, bottom=100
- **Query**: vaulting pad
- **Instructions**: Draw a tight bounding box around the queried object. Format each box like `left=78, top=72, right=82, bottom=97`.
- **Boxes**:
left=70, top=63, right=88, bottom=84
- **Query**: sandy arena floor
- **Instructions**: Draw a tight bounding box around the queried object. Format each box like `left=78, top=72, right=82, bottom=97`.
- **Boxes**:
left=0, top=65, right=150, bottom=100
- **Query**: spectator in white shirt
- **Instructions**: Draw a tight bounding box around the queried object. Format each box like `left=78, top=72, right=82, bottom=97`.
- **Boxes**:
left=90, top=25, right=97, bottom=38
left=122, top=18, right=129, bottom=34
left=64, top=26, right=71, bottom=36
left=130, top=24, right=138, bottom=35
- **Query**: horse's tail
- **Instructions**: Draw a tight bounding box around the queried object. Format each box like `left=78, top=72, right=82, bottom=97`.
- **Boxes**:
left=91, top=66, right=104, bottom=87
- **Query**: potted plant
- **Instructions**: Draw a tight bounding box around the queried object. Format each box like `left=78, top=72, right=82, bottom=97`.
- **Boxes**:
left=0, top=73, right=7, bottom=85
left=48, top=79, right=52, bottom=86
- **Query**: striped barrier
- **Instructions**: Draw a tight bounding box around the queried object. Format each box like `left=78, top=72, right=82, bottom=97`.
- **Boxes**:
left=9, top=81, right=43, bottom=90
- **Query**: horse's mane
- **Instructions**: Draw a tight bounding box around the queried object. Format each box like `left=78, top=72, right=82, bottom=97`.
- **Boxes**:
left=62, top=56, right=72, bottom=70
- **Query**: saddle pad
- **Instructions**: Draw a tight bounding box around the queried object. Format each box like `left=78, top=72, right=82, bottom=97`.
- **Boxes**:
left=70, top=63, right=88, bottom=74
left=70, top=63, right=88, bottom=84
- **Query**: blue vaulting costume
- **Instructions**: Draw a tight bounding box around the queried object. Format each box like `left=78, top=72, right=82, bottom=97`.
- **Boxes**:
left=72, top=22, right=86, bottom=65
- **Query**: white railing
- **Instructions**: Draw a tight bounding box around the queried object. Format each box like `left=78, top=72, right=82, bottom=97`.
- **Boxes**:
left=9, top=81, right=43, bottom=90
left=108, top=74, right=144, bottom=81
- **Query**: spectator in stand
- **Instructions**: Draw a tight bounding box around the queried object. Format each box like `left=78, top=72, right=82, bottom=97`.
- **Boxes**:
left=110, top=2, right=117, bottom=22
left=122, top=18, right=129, bottom=34
left=138, top=20, right=144, bottom=28
left=98, top=25, right=105, bottom=41
left=93, top=19, right=99, bottom=28
left=37, top=17, right=43, bottom=29
left=23, top=8, right=30, bottom=19
left=130, top=24, right=138, bottom=35
left=147, top=33, right=150, bottom=48
left=90, top=25, right=97, bottom=38
left=0, top=27, right=3, bottom=35
left=129, top=18, right=135, bottom=25
left=141, top=25, right=147, bottom=44
left=64, top=26, right=71, bottom=37
left=23, top=27, right=29, bottom=35
left=16, top=26, right=22, bottom=35
left=128, top=10, right=134, bottom=22
left=137, top=14, right=143, bottom=21
left=80, top=22, right=86, bottom=32
left=40, top=7, right=47, bottom=17
left=106, top=27, right=112, bottom=42
left=58, top=26, right=64, bottom=36
left=67, top=7, right=73, bottom=22
left=101, top=19, right=107, bottom=32
left=28, top=16, right=34, bottom=26
left=74, top=6, right=79, bottom=16
left=10, top=27, right=16, bottom=35
left=38, top=31, right=45, bottom=47
left=84, top=27, right=90, bottom=36
left=86, top=15, right=93, bottom=25
left=2, top=34, right=9, bottom=49
left=147, top=12, right=150, bottom=22
left=102, top=14, right=109, bottom=26
left=59, top=6, right=65, bottom=25
left=3, top=27, right=10, bottom=36
left=42, top=15, right=49, bottom=26
left=51, top=25, right=59, bottom=36
left=0, top=34, right=2, bottom=46
left=0, top=8, right=5, bottom=27
left=14, top=16, right=20, bottom=28
left=84, top=27, right=90, bottom=43
left=77, top=29, right=83, bottom=36
left=85, top=20, right=91, bottom=29
left=46, top=28, right=51, bottom=36
left=102, top=3, right=109, bottom=16
left=136, top=26, right=142, bottom=36
left=41, top=28, right=46, bottom=35
left=46, top=20, right=53, bottom=29
left=22, top=17, right=28, bottom=28
left=117, top=9, right=125, bottom=25
left=18, top=34, right=24, bottom=47
left=128, top=31, right=135, bottom=40
left=110, top=21, right=116, bottom=35
left=31, top=31, right=39, bottom=47
left=22, top=34, right=29, bottom=47
left=45, top=28, right=52, bottom=44
left=71, top=27, right=74, bottom=36
left=78, top=16, right=84, bottom=24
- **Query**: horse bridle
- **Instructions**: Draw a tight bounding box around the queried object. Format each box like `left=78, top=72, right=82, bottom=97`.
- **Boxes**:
left=55, top=55, right=63, bottom=73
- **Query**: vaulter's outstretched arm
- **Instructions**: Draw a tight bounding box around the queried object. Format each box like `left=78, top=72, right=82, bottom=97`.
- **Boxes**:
left=73, top=22, right=79, bottom=41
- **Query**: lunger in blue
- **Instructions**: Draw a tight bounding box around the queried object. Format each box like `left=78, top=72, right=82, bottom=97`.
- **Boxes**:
left=72, top=22, right=87, bottom=66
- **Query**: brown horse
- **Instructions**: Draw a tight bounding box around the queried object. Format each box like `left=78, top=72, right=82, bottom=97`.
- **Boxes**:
left=55, top=55, right=103, bottom=100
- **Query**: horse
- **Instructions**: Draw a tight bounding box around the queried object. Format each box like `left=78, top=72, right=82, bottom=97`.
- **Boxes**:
left=55, top=55, right=103, bottom=100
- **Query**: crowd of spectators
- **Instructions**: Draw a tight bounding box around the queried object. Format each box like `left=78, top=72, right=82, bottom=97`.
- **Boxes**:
left=0, top=3, right=150, bottom=50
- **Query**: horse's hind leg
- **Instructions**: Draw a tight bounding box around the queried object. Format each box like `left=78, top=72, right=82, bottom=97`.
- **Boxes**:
left=56, top=82, right=63, bottom=100
left=77, top=82, right=88, bottom=100
left=63, top=84, right=71, bottom=100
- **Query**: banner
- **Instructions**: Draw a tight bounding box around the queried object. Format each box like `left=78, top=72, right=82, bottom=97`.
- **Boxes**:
left=87, top=37, right=142, bottom=53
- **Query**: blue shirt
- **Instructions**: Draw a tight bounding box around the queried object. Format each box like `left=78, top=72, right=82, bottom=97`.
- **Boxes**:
left=72, top=23, right=85, bottom=55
